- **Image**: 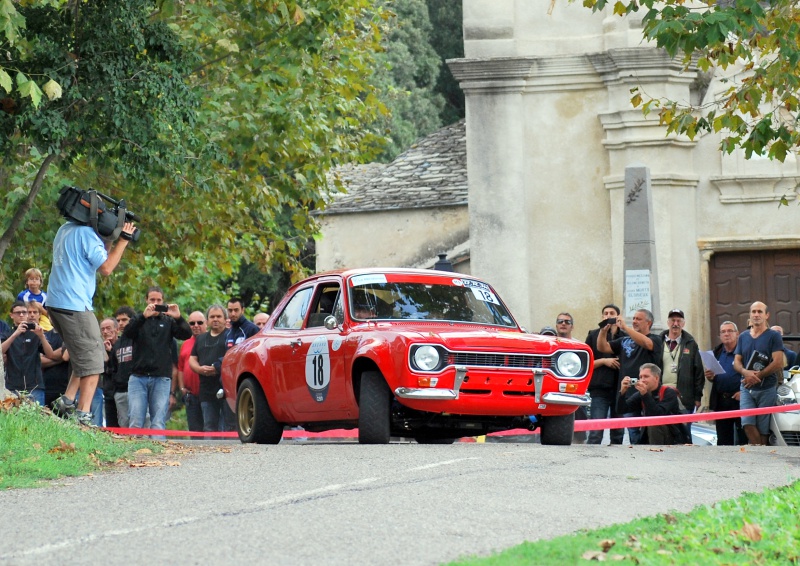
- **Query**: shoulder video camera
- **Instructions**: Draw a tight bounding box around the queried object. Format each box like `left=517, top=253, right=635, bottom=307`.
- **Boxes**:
left=56, top=186, right=141, bottom=242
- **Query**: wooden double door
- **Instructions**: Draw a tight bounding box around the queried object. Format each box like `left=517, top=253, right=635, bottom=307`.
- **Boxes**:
left=709, top=250, right=800, bottom=343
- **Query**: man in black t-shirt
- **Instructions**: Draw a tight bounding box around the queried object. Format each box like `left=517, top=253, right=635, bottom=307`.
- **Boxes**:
left=189, top=305, right=231, bottom=432
left=596, top=308, right=663, bottom=444
left=1, top=301, right=60, bottom=405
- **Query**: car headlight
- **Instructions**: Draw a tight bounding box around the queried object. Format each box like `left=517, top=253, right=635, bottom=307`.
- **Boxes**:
left=777, top=384, right=797, bottom=405
left=556, top=352, right=582, bottom=377
left=413, top=346, right=441, bottom=371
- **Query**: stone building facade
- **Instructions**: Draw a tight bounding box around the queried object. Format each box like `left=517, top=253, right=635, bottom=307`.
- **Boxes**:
left=445, top=0, right=800, bottom=345
left=317, top=1, right=800, bottom=346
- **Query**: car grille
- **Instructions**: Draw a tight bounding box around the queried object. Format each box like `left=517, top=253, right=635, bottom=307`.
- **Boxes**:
left=451, top=352, right=552, bottom=369
left=779, top=431, right=800, bottom=446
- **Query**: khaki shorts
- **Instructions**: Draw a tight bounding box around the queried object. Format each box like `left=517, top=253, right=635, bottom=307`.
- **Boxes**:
left=49, top=307, right=105, bottom=378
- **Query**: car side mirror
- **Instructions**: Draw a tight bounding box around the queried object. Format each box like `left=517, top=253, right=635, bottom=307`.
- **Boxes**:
left=324, top=315, right=339, bottom=331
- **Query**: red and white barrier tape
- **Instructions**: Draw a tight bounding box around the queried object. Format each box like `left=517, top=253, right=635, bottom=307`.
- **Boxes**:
left=101, top=403, right=800, bottom=440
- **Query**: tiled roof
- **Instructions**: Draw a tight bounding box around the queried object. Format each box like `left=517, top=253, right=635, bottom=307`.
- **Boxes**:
left=322, top=120, right=467, bottom=215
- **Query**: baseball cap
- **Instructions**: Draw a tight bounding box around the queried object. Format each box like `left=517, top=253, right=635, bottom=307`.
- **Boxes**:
left=667, top=308, right=684, bottom=319
left=539, top=326, right=557, bottom=336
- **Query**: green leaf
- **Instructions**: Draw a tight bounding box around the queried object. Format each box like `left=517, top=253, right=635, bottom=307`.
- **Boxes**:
left=0, top=68, right=11, bottom=93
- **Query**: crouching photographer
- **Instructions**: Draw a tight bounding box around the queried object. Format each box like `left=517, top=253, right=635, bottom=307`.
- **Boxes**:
left=616, top=363, right=691, bottom=445
left=48, top=186, right=137, bottom=426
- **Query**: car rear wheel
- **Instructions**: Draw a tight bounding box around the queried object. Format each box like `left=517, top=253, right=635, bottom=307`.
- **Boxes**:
left=539, top=411, right=575, bottom=446
left=358, top=370, right=392, bottom=444
left=237, top=377, right=283, bottom=444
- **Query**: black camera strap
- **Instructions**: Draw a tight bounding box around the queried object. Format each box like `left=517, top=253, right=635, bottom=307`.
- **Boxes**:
left=87, top=190, right=124, bottom=242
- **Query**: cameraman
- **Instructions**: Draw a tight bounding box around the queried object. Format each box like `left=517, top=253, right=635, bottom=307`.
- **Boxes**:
left=48, top=215, right=135, bottom=426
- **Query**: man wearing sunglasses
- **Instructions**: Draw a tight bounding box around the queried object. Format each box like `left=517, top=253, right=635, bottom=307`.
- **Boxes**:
left=177, top=311, right=207, bottom=432
left=555, top=312, right=584, bottom=440
left=555, top=313, right=574, bottom=339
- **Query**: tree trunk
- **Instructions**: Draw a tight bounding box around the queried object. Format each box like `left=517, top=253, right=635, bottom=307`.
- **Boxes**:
left=0, top=153, right=58, bottom=264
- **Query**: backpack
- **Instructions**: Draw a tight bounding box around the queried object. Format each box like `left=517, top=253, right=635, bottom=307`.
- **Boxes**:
left=659, top=385, right=693, bottom=444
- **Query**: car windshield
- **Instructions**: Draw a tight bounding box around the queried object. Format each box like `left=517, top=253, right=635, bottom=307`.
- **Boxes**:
left=348, top=274, right=517, bottom=327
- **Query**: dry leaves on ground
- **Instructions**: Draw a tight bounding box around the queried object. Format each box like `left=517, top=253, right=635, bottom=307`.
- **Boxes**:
left=119, top=442, right=232, bottom=471
left=0, top=395, right=23, bottom=411
left=740, top=522, right=763, bottom=542
left=48, top=440, right=76, bottom=454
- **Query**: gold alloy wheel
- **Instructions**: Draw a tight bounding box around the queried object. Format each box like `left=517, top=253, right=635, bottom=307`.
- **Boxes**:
left=238, top=387, right=255, bottom=436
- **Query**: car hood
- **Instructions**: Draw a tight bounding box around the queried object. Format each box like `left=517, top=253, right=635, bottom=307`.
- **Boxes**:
left=371, top=323, right=585, bottom=353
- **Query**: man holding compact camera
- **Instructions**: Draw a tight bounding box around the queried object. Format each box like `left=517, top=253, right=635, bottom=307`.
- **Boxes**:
left=122, top=286, right=192, bottom=434
left=1, top=301, right=61, bottom=405
left=616, top=363, right=687, bottom=445
left=48, top=206, right=136, bottom=426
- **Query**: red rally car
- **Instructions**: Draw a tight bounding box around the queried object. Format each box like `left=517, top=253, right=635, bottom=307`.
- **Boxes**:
left=220, top=268, right=594, bottom=444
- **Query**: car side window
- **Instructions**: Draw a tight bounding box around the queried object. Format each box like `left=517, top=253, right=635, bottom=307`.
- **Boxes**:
left=274, top=287, right=313, bottom=329
left=306, top=284, right=341, bottom=328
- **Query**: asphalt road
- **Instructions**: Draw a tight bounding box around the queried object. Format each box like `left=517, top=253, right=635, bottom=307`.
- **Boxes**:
left=1, top=442, right=799, bottom=565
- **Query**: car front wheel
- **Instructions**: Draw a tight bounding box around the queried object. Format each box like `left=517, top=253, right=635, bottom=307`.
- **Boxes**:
left=358, top=370, right=392, bottom=444
left=237, top=377, right=283, bottom=444
left=539, top=411, right=575, bottom=446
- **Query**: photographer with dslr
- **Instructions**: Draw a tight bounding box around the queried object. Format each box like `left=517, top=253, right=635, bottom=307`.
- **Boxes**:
left=1, top=301, right=61, bottom=405
left=48, top=196, right=136, bottom=426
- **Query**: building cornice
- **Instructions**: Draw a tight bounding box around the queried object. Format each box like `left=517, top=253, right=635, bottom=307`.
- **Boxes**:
left=448, top=55, right=603, bottom=93
left=698, top=236, right=800, bottom=253
left=604, top=173, right=699, bottom=191
left=709, top=175, right=799, bottom=204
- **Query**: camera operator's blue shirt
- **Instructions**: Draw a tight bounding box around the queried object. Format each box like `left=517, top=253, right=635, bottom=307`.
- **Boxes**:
left=46, top=222, right=107, bottom=311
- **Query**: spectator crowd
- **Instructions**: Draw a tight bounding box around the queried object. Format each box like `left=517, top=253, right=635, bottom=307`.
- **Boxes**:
left=1, top=266, right=269, bottom=434
left=543, top=300, right=791, bottom=446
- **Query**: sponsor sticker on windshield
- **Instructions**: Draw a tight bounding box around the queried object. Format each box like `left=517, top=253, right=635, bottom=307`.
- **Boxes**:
left=350, top=274, right=388, bottom=287
left=460, top=279, right=491, bottom=291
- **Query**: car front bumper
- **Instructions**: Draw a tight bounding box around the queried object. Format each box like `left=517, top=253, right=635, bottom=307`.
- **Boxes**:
left=394, top=366, right=590, bottom=407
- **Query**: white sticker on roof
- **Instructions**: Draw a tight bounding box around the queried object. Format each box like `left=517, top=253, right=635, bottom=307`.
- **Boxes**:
left=461, top=279, right=490, bottom=291
left=350, top=274, right=388, bottom=287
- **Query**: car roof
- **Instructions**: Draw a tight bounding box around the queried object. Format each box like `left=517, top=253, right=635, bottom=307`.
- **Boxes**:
left=309, top=267, right=481, bottom=281
left=307, top=267, right=484, bottom=284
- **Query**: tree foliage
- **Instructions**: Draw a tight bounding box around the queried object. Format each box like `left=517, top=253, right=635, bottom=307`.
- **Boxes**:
left=0, top=1, right=387, bottom=316
left=372, top=0, right=444, bottom=160
left=584, top=0, right=800, bottom=161
left=426, top=0, right=465, bottom=125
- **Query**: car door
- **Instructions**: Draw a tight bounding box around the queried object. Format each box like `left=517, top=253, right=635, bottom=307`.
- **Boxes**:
left=270, top=281, right=352, bottom=419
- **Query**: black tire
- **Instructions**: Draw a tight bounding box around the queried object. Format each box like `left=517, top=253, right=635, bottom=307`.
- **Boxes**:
left=358, top=370, right=392, bottom=444
left=237, top=377, right=283, bottom=444
left=539, top=411, right=575, bottom=446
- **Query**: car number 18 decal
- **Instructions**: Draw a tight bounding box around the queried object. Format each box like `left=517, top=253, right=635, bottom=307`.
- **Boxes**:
left=470, top=286, right=499, bottom=304
left=305, top=335, right=331, bottom=402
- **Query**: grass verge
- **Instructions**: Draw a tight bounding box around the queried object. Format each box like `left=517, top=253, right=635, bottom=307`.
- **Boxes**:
left=447, top=481, right=800, bottom=565
left=0, top=396, right=160, bottom=489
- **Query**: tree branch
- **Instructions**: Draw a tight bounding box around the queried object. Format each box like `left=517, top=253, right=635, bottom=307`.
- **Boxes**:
left=0, top=153, right=59, bottom=264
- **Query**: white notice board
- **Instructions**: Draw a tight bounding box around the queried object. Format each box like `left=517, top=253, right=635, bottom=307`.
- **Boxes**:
left=625, top=269, right=652, bottom=317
